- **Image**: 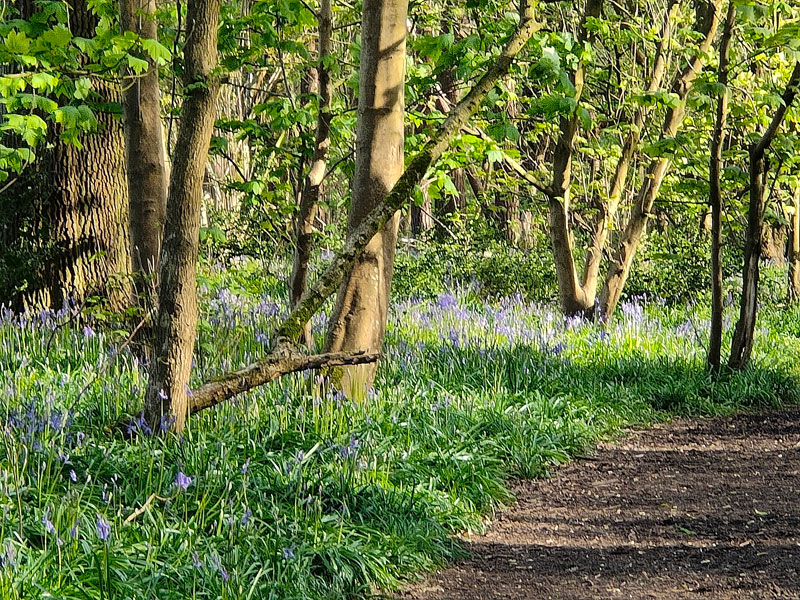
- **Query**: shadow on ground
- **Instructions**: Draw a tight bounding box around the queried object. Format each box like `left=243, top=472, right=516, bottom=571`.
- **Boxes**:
left=400, top=409, right=800, bottom=599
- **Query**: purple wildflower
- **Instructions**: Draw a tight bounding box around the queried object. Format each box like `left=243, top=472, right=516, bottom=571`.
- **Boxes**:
left=174, top=471, right=192, bottom=491
left=96, top=515, right=111, bottom=541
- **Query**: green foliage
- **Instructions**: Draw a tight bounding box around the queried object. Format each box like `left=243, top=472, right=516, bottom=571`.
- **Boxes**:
left=1, top=269, right=798, bottom=599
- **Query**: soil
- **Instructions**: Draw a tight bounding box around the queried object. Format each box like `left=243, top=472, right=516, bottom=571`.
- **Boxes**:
left=401, top=408, right=800, bottom=599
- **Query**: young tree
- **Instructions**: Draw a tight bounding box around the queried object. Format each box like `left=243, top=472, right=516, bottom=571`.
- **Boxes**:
left=728, top=61, right=800, bottom=370
left=144, top=0, right=222, bottom=431
left=599, top=0, right=722, bottom=320
left=288, top=0, right=333, bottom=347
left=707, top=1, right=736, bottom=372
left=323, top=0, right=409, bottom=395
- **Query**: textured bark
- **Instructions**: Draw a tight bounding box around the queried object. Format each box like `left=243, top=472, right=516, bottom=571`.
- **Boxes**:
left=707, top=1, right=735, bottom=373
left=289, top=0, right=333, bottom=347
left=323, top=0, right=409, bottom=395
left=145, top=0, right=221, bottom=432
left=599, top=0, right=722, bottom=320
left=729, top=62, right=800, bottom=370
left=0, top=0, right=129, bottom=311
left=789, top=186, right=800, bottom=303
left=121, top=0, right=168, bottom=290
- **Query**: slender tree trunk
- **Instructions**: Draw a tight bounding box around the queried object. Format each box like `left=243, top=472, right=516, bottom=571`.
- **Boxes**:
left=289, top=0, right=333, bottom=347
left=145, top=0, right=221, bottom=432
left=599, top=0, right=721, bottom=320
left=789, top=185, right=800, bottom=303
left=547, top=0, right=603, bottom=316
left=0, top=0, right=129, bottom=312
left=707, top=1, right=735, bottom=372
left=729, top=62, right=800, bottom=370
left=121, top=0, right=168, bottom=295
left=323, top=0, right=409, bottom=396
left=581, top=0, right=677, bottom=301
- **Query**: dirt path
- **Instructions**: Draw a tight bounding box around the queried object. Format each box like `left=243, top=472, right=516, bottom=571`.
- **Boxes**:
left=402, top=409, right=800, bottom=599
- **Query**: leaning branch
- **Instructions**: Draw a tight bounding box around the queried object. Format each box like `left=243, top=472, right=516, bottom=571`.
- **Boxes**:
left=277, top=3, right=540, bottom=342
left=186, top=2, right=540, bottom=411
left=190, top=347, right=381, bottom=413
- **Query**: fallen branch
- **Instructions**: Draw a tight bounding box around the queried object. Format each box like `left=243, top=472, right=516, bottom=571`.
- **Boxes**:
left=190, top=346, right=381, bottom=413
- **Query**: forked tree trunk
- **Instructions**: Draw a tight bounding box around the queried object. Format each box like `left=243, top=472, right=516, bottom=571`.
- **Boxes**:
left=0, top=0, right=129, bottom=312
left=729, top=62, right=800, bottom=370
left=581, top=0, right=677, bottom=302
left=707, top=1, right=735, bottom=372
left=789, top=185, right=800, bottom=303
left=288, top=0, right=333, bottom=347
left=323, top=0, right=409, bottom=396
left=547, top=0, right=603, bottom=316
left=599, top=0, right=721, bottom=320
left=145, top=0, right=222, bottom=432
left=121, top=0, right=168, bottom=296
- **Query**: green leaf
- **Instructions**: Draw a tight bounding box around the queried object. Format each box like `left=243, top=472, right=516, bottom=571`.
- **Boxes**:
left=141, top=38, right=171, bottom=64
left=126, top=54, right=149, bottom=74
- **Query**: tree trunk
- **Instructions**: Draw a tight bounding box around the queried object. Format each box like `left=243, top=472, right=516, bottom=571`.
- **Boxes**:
left=121, top=0, right=168, bottom=295
left=789, top=185, right=800, bottom=303
left=288, top=0, right=333, bottom=348
left=547, top=0, right=603, bottom=316
left=0, top=0, right=129, bottom=312
left=729, top=62, right=800, bottom=370
left=581, top=0, right=677, bottom=303
left=707, top=1, right=735, bottom=373
left=323, top=0, right=409, bottom=396
left=599, top=0, right=721, bottom=320
left=145, top=0, right=221, bottom=432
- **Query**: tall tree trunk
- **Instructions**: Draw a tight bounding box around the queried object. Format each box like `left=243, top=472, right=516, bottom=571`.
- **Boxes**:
left=121, top=0, right=168, bottom=296
left=599, top=0, right=721, bottom=320
left=707, top=1, right=735, bottom=372
left=547, top=0, right=603, bottom=316
left=145, top=0, right=221, bottom=432
left=0, top=0, right=129, bottom=312
left=729, top=62, right=800, bottom=370
left=288, top=0, right=333, bottom=348
left=323, top=0, right=409, bottom=396
left=789, top=184, right=800, bottom=303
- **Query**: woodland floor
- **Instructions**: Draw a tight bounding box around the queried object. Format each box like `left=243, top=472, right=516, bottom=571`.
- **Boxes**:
left=400, top=408, right=800, bottom=600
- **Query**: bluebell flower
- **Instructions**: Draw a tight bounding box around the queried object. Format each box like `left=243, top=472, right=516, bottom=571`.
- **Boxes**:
left=174, top=471, right=192, bottom=491
left=282, top=545, right=295, bottom=559
left=96, top=516, right=111, bottom=541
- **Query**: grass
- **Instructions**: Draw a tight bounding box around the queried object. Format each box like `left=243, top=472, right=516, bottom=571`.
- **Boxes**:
left=0, top=259, right=798, bottom=599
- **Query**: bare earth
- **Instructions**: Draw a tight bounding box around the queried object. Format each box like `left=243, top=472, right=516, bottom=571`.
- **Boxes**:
left=401, top=408, right=800, bottom=600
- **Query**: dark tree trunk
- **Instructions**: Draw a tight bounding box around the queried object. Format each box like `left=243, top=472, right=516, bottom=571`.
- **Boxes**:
left=0, top=0, right=129, bottom=312
left=145, top=0, right=222, bottom=432
left=707, top=1, right=735, bottom=372
left=288, top=0, right=333, bottom=348
left=729, top=62, right=800, bottom=370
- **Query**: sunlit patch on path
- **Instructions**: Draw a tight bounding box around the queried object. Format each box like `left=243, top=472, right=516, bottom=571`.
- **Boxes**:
left=402, top=408, right=800, bottom=600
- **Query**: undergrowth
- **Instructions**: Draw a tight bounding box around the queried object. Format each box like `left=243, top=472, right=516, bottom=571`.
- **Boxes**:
left=0, top=260, right=798, bottom=599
